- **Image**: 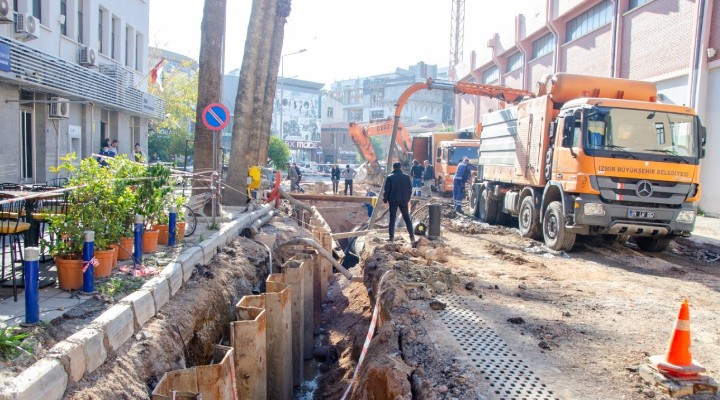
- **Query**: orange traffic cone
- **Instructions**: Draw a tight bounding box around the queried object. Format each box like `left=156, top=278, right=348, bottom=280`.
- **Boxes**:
left=649, top=299, right=705, bottom=377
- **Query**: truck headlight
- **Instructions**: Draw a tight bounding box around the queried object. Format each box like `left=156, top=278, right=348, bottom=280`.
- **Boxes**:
left=676, top=210, right=696, bottom=224
left=583, top=203, right=605, bottom=216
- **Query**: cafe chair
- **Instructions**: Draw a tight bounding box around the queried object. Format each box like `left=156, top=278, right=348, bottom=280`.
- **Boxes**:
left=31, top=189, right=69, bottom=262
left=0, top=198, right=30, bottom=302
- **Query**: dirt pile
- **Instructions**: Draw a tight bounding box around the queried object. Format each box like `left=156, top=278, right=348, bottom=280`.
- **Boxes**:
left=316, top=235, right=484, bottom=400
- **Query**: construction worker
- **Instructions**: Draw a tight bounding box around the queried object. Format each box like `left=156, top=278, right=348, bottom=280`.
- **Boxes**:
left=453, top=157, right=472, bottom=212
left=383, top=162, right=415, bottom=243
left=410, top=160, right=424, bottom=197
left=422, top=160, right=435, bottom=198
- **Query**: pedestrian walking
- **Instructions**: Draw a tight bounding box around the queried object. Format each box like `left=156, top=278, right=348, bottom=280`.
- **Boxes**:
left=342, top=164, right=356, bottom=195
left=422, top=160, right=435, bottom=198
left=286, top=162, right=300, bottom=192
left=330, top=164, right=341, bottom=194
left=453, top=158, right=472, bottom=211
left=410, top=160, right=424, bottom=197
left=383, top=162, right=415, bottom=243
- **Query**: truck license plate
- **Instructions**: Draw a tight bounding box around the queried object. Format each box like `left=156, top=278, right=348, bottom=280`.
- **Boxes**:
left=627, top=210, right=655, bottom=219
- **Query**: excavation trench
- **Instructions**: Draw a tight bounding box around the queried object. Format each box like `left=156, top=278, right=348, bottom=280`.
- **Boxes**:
left=66, top=216, right=316, bottom=399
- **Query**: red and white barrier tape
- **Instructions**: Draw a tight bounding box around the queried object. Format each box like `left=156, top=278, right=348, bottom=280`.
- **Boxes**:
left=340, top=270, right=393, bottom=400
left=81, top=257, right=99, bottom=273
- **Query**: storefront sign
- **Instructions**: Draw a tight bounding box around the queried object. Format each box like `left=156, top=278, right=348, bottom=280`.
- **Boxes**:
left=285, top=140, right=319, bottom=149
left=0, top=43, right=11, bottom=73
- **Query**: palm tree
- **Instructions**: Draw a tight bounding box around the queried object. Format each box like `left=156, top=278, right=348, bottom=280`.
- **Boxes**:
left=224, top=0, right=274, bottom=205
left=193, top=0, right=226, bottom=197
left=258, top=0, right=292, bottom=163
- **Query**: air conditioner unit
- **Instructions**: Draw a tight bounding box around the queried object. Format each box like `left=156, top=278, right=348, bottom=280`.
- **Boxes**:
left=79, top=46, right=97, bottom=67
left=49, top=97, right=70, bottom=119
left=15, top=13, right=38, bottom=40
left=0, top=0, right=12, bottom=23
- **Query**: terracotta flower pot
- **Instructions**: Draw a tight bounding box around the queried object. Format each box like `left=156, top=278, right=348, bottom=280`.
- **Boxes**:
left=94, top=249, right=114, bottom=278
left=176, top=222, right=187, bottom=241
left=152, top=224, right=169, bottom=245
left=117, top=237, right=134, bottom=261
left=142, top=229, right=160, bottom=254
left=55, top=255, right=83, bottom=290
left=108, top=244, right=119, bottom=268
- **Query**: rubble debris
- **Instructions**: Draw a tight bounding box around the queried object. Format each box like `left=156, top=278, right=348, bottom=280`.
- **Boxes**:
left=429, top=300, right=447, bottom=310
left=507, top=317, right=525, bottom=325
left=464, top=282, right=475, bottom=291
left=538, top=341, right=551, bottom=350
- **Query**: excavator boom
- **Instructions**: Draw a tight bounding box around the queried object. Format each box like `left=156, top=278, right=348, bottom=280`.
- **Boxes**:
left=348, top=118, right=411, bottom=163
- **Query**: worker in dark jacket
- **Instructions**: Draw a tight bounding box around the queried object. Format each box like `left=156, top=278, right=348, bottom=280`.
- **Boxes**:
left=453, top=158, right=472, bottom=211
left=383, top=162, right=415, bottom=243
left=422, top=160, right=435, bottom=198
left=410, top=160, right=424, bottom=197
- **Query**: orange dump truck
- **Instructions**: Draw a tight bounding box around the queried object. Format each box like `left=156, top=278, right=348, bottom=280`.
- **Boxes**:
left=470, top=73, right=706, bottom=252
left=412, top=131, right=478, bottom=194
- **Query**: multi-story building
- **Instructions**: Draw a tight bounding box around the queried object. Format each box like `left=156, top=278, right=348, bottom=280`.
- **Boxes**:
left=0, top=0, right=162, bottom=183
left=455, top=0, right=720, bottom=216
left=330, top=61, right=453, bottom=126
left=320, top=94, right=355, bottom=164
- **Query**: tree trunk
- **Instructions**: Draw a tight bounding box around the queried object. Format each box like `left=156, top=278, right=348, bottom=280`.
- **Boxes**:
left=258, top=1, right=292, bottom=164
left=246, top=0, right=278, bottom=166
left=193, top=0, right=226, bottom=196
left=224, top=0, right=272, bottom=205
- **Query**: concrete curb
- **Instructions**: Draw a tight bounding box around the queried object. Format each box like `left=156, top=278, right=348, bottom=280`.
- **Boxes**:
left=0, top=205, right=273, bottom=399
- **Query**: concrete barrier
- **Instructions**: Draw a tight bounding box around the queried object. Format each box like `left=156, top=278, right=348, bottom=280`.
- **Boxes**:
left=232, top=297, right=267, bottom=400
left=265, top=274, right=293, bottom=400
left=151, top=345, right=237, bottom=400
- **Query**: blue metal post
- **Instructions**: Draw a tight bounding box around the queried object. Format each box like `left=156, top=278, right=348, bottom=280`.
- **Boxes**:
left=168, top=206, right=177, bottom=247
left=133, top=214, right=144, bottom=264
left=82, top=231, right=95, bottom=293
left=23, top=247, right=40, bottom=324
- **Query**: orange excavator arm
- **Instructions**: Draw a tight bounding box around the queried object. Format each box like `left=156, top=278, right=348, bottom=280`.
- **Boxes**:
left=348, top=118, right=411, bottom=163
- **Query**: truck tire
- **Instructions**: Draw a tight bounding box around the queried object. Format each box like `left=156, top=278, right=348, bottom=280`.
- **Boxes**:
left=467, top=185, right=480, bottom=218
left=635, top=236, right=672, bottom=252
left=478, top=188, right=499, bottom=224
left=542, top=201, right=575, bottom=251
left=518, top=196, right=541, bottom=239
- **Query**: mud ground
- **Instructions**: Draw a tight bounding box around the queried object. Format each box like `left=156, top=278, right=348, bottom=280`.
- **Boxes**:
left=311, top=207, right=720, bottom=400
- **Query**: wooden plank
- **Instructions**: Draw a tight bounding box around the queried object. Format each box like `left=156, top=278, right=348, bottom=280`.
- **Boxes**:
left=287, top=193, right=372, bottom=203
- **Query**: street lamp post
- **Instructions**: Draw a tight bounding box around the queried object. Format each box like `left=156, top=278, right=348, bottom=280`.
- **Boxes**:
left=279, top=49, right=307, bottom=147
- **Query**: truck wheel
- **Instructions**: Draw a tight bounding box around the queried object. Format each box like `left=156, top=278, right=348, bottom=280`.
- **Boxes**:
left=478, top=188, right=498, bottom=224
left=518, top=196, right=541, bottom=239
left=467, top=185, right=480, bottom=218
left=543, top=201, right=575, bottom=251
left=635, top=236, right=672, bottom=252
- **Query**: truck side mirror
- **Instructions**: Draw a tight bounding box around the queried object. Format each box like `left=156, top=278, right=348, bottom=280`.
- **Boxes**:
left=561, top=115, right=575, bottom=148
left=700, top=124, right=707, bottom=147
left=700, top=148, right=706, bottom=159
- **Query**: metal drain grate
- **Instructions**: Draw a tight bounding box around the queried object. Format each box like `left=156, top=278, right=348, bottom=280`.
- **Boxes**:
left=438, top=294, right=559, bottom=400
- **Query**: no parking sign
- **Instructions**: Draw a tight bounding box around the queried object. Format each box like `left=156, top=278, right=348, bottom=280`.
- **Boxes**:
left=201, top=103, right=230, bottom=131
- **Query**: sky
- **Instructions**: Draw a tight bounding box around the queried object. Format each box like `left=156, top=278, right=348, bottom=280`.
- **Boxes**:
left=149, top=0, right=528, bottom=87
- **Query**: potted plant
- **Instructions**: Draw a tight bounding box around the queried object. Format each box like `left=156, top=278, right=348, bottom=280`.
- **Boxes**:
left=154, top=193, right=187, bottom=245
left=105, top=156, right=140, bottom=264
left=45, top=213, right=84, bottom=290
left=134, top=163, right=172, bottom=253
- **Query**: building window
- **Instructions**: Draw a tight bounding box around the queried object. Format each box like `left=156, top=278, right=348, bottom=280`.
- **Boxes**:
left=135, top=32, right=143, bottom=71
left=111, top=17, right=117, bottom=59
left=347, top=109, right=363, bottom=122
left=77, top=0, right=84, bottom=44
left=31, top=0, right=41, bottom=21
left=98, top=9, right=104, bottom=53
left=628, top=0, right=652, bottom=10
left=566, top=0, right=612, bottom=43
left=370, top=110, right=384, bottom=120
left=60, top=0, right=67, bottom=36
left=125, top=26, right=133, bottom=67
left=531, top=32, right=554, bottom=59
left=327, top=107, right=334, bottom=118
left=506, top=51, right=523, bottom=73
left=482, top=66, right=499, bottom=84
left=370, top=90, right=383, bottom=108
left=345, top=89, right=363, bottom=105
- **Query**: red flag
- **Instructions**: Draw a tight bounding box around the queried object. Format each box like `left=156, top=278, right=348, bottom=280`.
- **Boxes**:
left=150, top=58, right=166, bottom=84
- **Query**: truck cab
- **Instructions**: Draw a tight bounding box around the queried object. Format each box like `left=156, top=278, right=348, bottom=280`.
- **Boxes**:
left=436, top=140, right=480, bottom=194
